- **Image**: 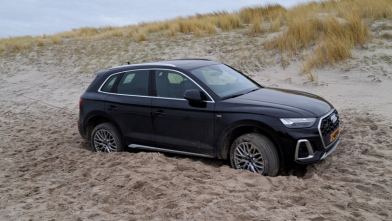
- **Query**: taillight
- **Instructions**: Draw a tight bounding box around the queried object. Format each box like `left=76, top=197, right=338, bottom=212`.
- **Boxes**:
left=79, top=98, right=83, bottom=109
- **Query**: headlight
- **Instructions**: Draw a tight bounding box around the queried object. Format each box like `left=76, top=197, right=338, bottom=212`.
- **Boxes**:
left=280, top=118, right=316, bottom=128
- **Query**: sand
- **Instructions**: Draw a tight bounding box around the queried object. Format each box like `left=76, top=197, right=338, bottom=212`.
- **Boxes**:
left=1, top=30, right=392, bottom=220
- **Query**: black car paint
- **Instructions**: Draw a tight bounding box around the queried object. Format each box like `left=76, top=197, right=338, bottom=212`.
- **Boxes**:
left=234, top=88, right=332, bottom=117
left=78, top=60, right=338, bottom=166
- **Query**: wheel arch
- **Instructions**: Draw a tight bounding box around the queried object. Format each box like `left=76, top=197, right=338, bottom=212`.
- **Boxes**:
left=84, top=111, right=123, bottom=141
left=217, top=120, right=283, bottom=165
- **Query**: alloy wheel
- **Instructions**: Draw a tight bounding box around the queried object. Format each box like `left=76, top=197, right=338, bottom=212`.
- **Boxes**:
left=233, top=142, right=264, bottom=174
left=93, top=129, right=117, bottom=152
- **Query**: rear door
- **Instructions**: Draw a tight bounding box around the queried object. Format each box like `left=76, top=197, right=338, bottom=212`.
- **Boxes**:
left=151, top=69, right=215, bottom=156
left=103, top=70, right=154, bottom=146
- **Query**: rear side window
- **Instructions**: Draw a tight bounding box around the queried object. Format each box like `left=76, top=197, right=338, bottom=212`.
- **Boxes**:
left=101, top=75, right=118, bottom=92
left=117, top=70, right=149, bottom=96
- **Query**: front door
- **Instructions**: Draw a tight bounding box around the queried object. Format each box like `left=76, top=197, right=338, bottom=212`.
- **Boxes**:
left=104, top=70, right=154, bottom=146
left=151, top=69, right=215, bottom=156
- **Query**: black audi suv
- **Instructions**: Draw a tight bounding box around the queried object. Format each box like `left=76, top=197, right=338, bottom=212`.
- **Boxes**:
left=78, top=59, right=340, bottom=176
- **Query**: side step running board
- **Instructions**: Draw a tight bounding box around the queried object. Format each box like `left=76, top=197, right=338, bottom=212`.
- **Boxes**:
left=128, top=144, right=213, bottom=158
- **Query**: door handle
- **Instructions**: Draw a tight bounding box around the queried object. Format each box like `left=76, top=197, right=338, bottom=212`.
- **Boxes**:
left=155, top=110, right=166, bottom=116
left=108, top=105, right=117, bottom=111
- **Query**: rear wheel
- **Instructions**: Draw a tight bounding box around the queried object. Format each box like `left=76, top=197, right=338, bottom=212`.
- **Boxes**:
left=91, top=123, right=124, bottom=152
left=230, top=133, right=279, bottom=176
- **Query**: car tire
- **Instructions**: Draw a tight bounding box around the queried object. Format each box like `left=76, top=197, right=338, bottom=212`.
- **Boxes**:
left=91, top=123, right=124, bottom=152
left=230, top=133, right=279, bottom=176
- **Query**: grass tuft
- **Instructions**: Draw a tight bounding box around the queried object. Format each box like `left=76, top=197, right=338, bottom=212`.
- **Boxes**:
left=194, top=28, right=203, bottom=37
left=37, top=38, right=45, bottom=46
left=50, top=36, right=61, bottom=44
left=0, top=44, right=7, bottom=54
left=246, top=18, right=265, bottom=36
left=126, top=31, right=133, bottom=38
left=267, top=12, right=371, bottom=69
left=206, top=23, right=217, bottom=35
left=136, top=31, right=146, bottom=42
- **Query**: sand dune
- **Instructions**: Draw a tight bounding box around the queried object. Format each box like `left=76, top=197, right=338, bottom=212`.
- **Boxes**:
left=1, top=32, right=392, bottom=220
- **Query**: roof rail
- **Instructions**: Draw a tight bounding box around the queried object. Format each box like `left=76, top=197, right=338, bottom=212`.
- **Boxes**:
left=109, top=62, right=176, bottom=70
left=172, top=58, right=211, bottom=61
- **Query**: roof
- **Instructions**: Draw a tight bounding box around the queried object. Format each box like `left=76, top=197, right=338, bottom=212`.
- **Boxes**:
left=108, top=59, right=218, bottom=71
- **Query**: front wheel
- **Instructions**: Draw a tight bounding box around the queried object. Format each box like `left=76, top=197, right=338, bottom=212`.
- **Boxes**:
left=91, top=123, right=124, bottom=152
left=230, top=133, right=280, bottom=176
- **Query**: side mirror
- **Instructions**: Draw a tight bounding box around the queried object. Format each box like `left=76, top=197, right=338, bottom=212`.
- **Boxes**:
left=183, top=89, right=206, bottom=107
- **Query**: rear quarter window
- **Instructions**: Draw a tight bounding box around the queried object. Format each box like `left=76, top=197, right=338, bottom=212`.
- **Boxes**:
left=101, top=75, right=118, bottom=92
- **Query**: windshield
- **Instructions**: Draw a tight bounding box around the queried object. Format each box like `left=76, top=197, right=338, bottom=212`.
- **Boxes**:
left=190, top=64, right=260, bottom=99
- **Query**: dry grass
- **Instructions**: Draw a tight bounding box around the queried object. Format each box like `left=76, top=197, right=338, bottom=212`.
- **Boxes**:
left=135, top=31, right=146, bottom=42
left=206, top=23, right=217, bottom=35
left=37, top=38, right=45, bottom=46
left=300, top=60, right=318, bottom=83
left=0, top=44, right=6, bottom=54
left=50, top=36, right=61, bottom=44
left=247, top=18, right=265, bottom=36
left=165, top=26, right=177, bottom=37
left=266, top=0, right=390, bottom=70
left=238, top=4, right=286, bottom=23
left=2, top=36, right=35, bottom=52
left=217, top=14, right=242, bottom=31
left=0, top=3, right=284, bottom=54
left=109, top=29, right=123, bottom=37
left=194, top=28, right=203, bottom=37
left=126, top=31, right=133, bottom=38
left=0, top=0, right=391, bottom=71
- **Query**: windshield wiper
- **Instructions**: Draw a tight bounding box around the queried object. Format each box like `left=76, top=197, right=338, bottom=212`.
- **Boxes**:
left=222, top=88, right=260, bottom=100
left=222, top=93, right=245, bottom=100
left=245, top=88, right=259, bottom=94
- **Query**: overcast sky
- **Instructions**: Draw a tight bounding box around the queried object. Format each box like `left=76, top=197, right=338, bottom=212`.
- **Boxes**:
left=0, top=0, right=302, bottom=38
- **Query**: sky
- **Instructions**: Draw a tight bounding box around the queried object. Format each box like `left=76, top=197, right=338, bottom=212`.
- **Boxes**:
left=0, top=0, right=302, bottom=38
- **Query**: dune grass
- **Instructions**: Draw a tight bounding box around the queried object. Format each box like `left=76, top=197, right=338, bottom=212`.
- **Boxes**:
left=50, top=35, right=61, bottom=45
left=1, top=0, right=391, bottom=72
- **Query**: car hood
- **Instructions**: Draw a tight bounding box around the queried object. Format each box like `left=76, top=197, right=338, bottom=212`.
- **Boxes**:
left=229, top=87, right=333, bottom=117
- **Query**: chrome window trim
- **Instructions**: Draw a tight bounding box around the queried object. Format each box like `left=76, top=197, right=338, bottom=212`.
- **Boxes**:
left=128, top=144, right=213, bottom=158
left=98, top=68, right=215, bottom=103
left=109, top=63, right=176, bottom=70
left=153, top=68, right=215, bottom=102
left=317, top=108, right=340, bottom=149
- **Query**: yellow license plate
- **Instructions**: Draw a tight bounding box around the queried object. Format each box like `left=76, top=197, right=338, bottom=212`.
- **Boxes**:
left=331, top=127, right=339, bottom=142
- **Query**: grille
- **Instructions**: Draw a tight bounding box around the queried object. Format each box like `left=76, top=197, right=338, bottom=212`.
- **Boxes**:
left=320, top=110, right=339, bottom=137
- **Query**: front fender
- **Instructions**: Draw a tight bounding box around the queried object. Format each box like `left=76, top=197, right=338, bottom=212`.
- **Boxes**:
left=215, top=113, right=283, bottom=163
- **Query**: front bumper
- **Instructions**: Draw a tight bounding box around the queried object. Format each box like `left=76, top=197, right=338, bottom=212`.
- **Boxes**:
left=321, top=139, right=339, bottom=160
left=293, top=108, right=340, bottom=164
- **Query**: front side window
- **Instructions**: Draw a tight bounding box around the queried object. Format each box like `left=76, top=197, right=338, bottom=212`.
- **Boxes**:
left=117, top=70, right=149, bottom=96
left=190, top=64, right=260, bottom=98
left=155, top=70, right=202, bottom=99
